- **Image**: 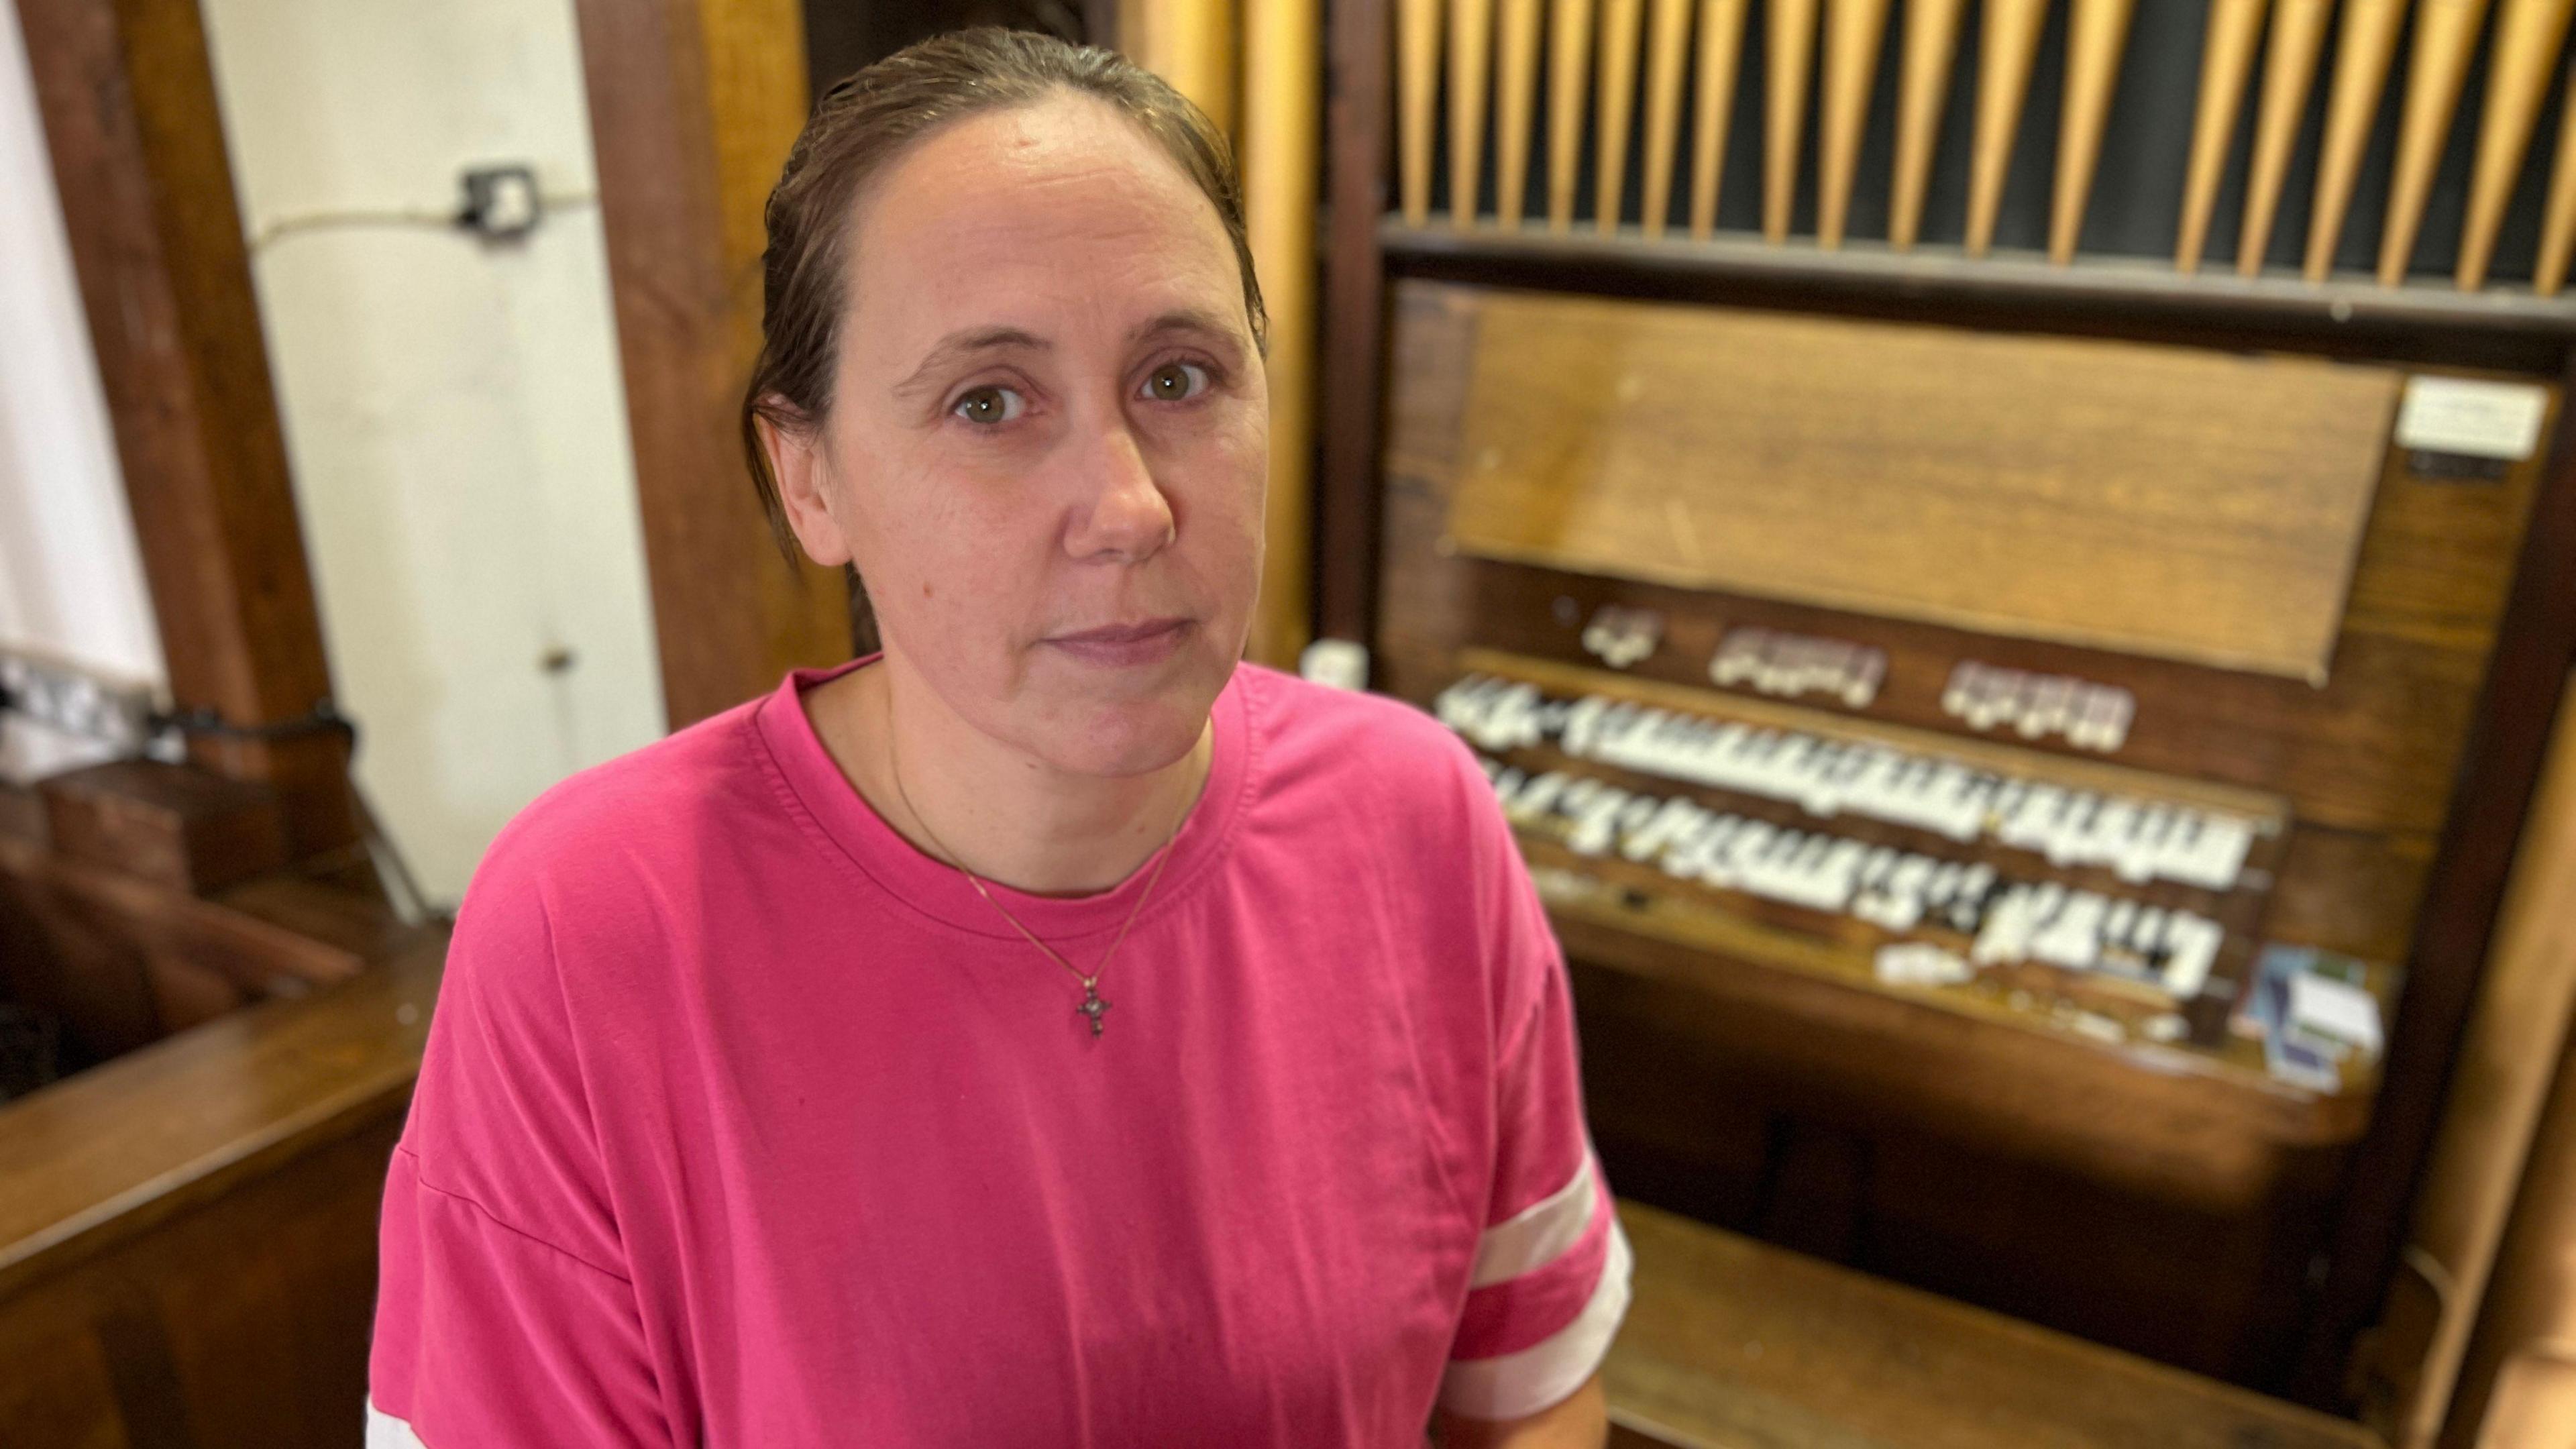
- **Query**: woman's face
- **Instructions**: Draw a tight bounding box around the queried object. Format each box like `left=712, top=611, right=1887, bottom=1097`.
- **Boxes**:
left=782, top=93, right=1267, bottom=779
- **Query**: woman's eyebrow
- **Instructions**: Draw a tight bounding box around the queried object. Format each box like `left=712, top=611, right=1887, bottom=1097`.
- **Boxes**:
left=891, top=325, right=1049, bottom=401
left=1128, top=308, right=1240, bottom=350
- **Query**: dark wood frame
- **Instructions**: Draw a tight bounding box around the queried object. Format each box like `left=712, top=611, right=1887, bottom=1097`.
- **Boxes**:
left=13, top=0, right=354, bottom=855
left=1312, top=0, right=2576, bottom=1411
left=571, top=0, right=853, bottom=730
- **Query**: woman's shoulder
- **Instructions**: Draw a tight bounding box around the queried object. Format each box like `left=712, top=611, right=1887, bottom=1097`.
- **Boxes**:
left=1235, top=663, right=1495, bottom=824
left=464, top=694, right=779, bottom=916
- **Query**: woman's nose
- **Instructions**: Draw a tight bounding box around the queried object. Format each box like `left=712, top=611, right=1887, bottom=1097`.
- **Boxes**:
left=1062, top=422, right=1176, bottom=563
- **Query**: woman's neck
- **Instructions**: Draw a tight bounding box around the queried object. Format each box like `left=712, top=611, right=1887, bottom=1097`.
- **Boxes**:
left=808, top=655, right=1212, bottom=897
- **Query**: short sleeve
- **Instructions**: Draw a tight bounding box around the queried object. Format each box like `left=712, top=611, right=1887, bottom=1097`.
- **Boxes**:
left=1439, top=781, right=1634, bottom=1421
left=368, top=845, right=672, bottom=1448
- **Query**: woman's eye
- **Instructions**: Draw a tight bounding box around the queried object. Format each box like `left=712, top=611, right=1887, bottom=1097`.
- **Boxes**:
left=1140, top=362, right=1211, bottom=403
left=952, top=386, right=1024, bottom=425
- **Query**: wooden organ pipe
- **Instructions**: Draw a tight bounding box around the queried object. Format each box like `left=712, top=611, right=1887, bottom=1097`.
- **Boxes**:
left=1690, top=0, right=1752, bottom=236
left=1450, top=0, right=1497, bottom=227
left=1550, top=0, right=1599, bottom=229
left=1400, top=0, right=1443, bottom=225
left=2051, top=0, right=2137, bottom=264
left=2305, top=0, right=2411, bottom=280
left=2377, top=0, right=2495, bottom=284
left=2237, top=0, right=2334, bottom=274
left=1495, top=0, right=1546, bottom=225
left=2540, top=57, right=2576, bottom=292
left=1819, top=0, right=1894, bottom=247
left=1890, top=0, right=1968, bottom=249
left=1597, top=0, right=1648, bottom=232
left=2456, top=0, right=2574, bottom=288
left=2177, top=0, right=2270, bottom=272
left=1968, top=0, right=2052, bottom=256
left=1642, top=0, right=1697, bottom=235
left=1766, top=0, right=1823, bottom=241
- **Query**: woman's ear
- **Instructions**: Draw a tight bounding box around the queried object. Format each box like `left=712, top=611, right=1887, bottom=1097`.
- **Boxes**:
left=759, top=407, right=855, bottom=568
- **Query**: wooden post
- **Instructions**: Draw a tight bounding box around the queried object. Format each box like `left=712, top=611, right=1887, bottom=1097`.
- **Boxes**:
left=1317, top=0, right=1391, bottom=645
left=13, top=0, right=356, bottom=856
left=570, top=0, right=853, bottom=729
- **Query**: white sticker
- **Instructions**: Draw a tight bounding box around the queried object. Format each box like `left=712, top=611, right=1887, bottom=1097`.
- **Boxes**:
left=2396, top=376, right=2549, bottom=461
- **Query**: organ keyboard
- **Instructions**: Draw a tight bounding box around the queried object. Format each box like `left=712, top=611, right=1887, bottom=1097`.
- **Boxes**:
left=1328, top=256, right=2573, bottom=1399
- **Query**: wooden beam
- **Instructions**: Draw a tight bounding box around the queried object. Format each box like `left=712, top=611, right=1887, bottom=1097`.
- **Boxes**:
left=12, top=0, right=356, bottom=855
left=571, top=0, right=851, bottom=729
left=1318, top=0, right=1392, bottom=647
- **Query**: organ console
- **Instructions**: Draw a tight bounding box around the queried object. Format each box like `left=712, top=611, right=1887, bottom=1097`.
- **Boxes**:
left=1320, top=0, right=2576, bottom=1419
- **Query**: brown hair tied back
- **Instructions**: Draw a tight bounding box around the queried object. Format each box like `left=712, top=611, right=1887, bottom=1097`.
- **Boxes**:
left=741, top=26, right=1269, bottom=564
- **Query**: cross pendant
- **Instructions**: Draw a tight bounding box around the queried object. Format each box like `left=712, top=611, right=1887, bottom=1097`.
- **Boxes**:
left=1076, top=981, right=1112, bottom=1038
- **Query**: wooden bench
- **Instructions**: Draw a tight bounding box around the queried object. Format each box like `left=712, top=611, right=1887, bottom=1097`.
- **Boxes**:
left=1603, top=1201, right=2385, bottom=1449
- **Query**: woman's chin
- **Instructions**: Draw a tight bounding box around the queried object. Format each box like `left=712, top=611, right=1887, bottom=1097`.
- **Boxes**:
left=1026, top=682, right=1226, bottom=780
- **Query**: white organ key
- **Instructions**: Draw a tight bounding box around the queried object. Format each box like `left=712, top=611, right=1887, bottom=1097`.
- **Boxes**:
left=2045, top=794, right=2100, bottom=866
left=1565, top=787, right=1631, bottom=856
left=1808, top=838, right=1870, bottom=912
left=2129, top=904, right=2168, bottom=956
left=1562, top=695, right=1611, bottom=757
left=1972, top=884, right=2040, bottom=964
left=2000, top=784, right=2063, bottom=849
left=1434, top=674, right=1490, bottom=730
left=1922, top=860, right=1966, bottom=908
left=2160, top=914, right=2224, bottom=1000
left=2102, top=898, right=2138, bottom=950
left=1507, top=770, right=1570, bottom=824
left=2180, top=815, right=2255, bottom=892
left=1491, top=765, right=1527, bottom=799
left=2032, top=891, right=2108, bottom=969
left=1660, top=812, right=1725, bottom=877
left=1621, top=798, right=1702, bottom=861
left=1873, top=854, right=1936, bottom=930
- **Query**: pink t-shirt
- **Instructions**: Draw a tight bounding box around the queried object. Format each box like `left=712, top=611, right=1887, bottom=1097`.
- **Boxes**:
left=367, top=661, right=1629, bottom=1447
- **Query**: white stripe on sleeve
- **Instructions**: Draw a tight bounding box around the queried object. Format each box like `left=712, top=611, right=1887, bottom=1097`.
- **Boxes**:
left=1440, top=1217, right=1635, bottom=1421
left=1468, top=1154, right=1598, bottom=1288
left=366, top=1399, right=430, bottom=1448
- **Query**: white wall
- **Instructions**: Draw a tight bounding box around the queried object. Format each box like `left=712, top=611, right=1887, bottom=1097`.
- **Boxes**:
left=199, top=0, right=666, bottom=904
left=0, top=7, right=167, bottom=782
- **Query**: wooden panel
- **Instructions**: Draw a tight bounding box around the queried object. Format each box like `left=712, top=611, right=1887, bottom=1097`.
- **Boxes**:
left=1602, top=1202, right=2383, bottom=1449
left=1319, top=0, right=1392, bottom=645
left=572, top=0, right=852, bottom=729
left=2363, top=676, right=2576, bottom=1449
left=13, top=0, right=355, bottom=854
left=1442, top=290, right=2404, bottom=680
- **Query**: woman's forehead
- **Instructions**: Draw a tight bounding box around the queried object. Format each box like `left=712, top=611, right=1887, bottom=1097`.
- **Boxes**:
left=844, top=97, right=1241, bottom=354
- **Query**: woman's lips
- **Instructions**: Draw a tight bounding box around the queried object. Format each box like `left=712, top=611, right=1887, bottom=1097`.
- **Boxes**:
left=1042, top=617, right=1193, bottom=667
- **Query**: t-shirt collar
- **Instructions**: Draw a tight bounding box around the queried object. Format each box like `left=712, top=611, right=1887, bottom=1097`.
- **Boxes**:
left=753, top=654, right=1254, bottom=942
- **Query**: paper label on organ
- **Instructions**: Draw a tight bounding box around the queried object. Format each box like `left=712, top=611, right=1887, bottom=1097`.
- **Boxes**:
left=2396, top=376, right=2549, bottom=461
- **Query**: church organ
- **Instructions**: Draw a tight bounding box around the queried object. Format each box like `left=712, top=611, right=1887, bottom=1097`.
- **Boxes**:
left=1321, top=0, right=2576, bottom=1412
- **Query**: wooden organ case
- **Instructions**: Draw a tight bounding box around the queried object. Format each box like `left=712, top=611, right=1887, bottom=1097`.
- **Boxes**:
left=1317, top=0, right=2576, bottom=1414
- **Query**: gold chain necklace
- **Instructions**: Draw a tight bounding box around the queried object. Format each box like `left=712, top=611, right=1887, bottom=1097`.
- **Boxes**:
left=885, top=727, right=1193, bottom=1038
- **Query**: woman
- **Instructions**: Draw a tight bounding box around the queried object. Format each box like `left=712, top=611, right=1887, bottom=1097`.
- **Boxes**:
left=368, top=27, right=1627, bottom=1448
